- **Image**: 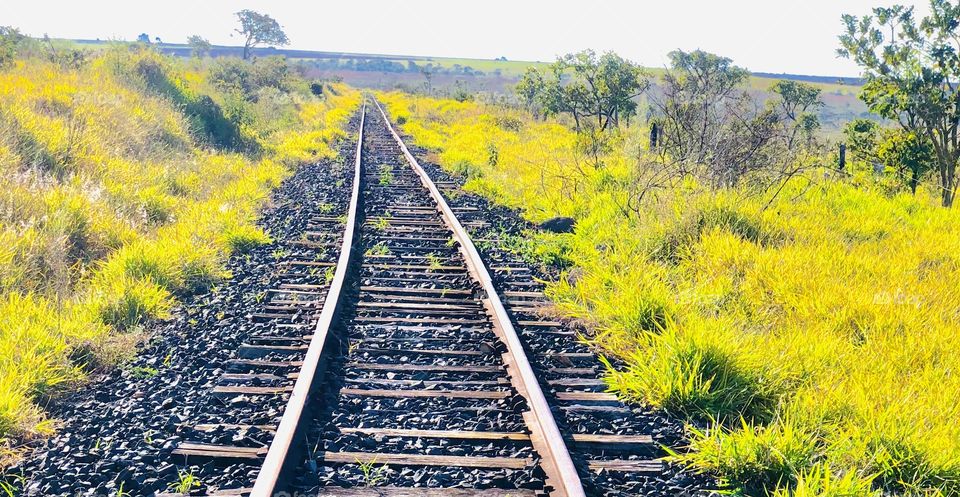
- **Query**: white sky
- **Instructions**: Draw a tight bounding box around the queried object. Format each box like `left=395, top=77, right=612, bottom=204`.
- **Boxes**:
left=6, top=0, right=928, bottom=77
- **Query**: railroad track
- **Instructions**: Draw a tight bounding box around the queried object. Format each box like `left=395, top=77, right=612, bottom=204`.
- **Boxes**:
left=163, top=99, right=683, bottom=497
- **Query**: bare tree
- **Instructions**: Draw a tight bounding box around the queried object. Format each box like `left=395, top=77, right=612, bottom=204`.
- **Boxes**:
left=649, top=50, right=785, bottom=187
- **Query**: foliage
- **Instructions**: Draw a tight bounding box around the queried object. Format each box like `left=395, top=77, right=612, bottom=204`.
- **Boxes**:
left=844, top=119, right=936, bottom=194
left=382, top=90, right=960, bottom=497
left=186, top=35, right=211, bottom=58
left=839, top=1, right=960, bottom=206
left=208, top=56, right=290, bottom=99
left=0, top=45, right=359, bottom=441
left=234, top=9, right=290, bottom=60
left=516, top=50, right=647, bottom=131
left=0, top=27, right=27, bottom=68
left=770, top=80, right=823, bottom=149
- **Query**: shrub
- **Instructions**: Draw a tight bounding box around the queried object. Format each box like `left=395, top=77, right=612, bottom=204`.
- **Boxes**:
left=0, top=293, right=99, bottom=436
left=653, top=202, right=782, bottom=263
left=770, top=464, right=879, bottom=497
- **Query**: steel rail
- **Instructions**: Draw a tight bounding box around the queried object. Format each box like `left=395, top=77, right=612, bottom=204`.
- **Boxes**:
left=249, top=101, right=367, bottom=497
left=372, top=99, right=586, bottom=497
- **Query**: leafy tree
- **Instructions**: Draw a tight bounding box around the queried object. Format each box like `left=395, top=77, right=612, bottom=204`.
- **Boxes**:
left=844, top=118, right=882, bottom=163
left=844, top=119, right=934, bottom=194
left=234, top=10, right=289, bottom=60
left=0, top=26, right=27, bottom=67
left=137, top=33, right=151, bottom=44
left=880, top=130, right=935, bottom=194
left=770, top=80, right=823, bottom=149
left=515, top=50, right=647, bottom=131
left=515, top=67, right=544, bottom=112
left=187, top=35, right=212, bottom=58
left=838, top=1, right=960, bottom=206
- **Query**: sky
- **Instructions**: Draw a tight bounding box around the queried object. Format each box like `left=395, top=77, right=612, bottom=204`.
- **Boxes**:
left=6, top=0, right=929, bottom=77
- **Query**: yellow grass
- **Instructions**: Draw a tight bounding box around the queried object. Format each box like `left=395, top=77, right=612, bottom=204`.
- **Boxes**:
left=380, top=90, right=960, bottom=496
left=0, top=47, right=359, bottom=442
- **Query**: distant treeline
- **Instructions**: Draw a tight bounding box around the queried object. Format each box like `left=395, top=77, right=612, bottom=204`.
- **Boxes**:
left=752, top=71, right=865, bottom=86
left=71, top=39, right=858, bottom=83
left=307, top=58, right=489, bottom=76
left=74, top=40, right=491, bottom=76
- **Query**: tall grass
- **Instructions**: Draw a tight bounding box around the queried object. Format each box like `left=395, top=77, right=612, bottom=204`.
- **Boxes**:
left=0, top=46, right=359, bottom=444
left=380, top=91, right=960, bottom=496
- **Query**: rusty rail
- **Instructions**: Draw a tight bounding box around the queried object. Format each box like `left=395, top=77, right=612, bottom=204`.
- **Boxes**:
left=371, top=99, right=585, bottom=497
left=249, top=102, right=366, bottom=497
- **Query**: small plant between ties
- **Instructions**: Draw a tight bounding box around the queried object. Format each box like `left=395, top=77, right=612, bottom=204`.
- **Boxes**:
left=426, top=252, right=443, bottom=270
left=168, top=468, right=201, bottom=494
left=365, top=242, right=391, bottom=257
left=378, top=164, right=394, bottom=186
left=356, top=457, right=388, bottom=486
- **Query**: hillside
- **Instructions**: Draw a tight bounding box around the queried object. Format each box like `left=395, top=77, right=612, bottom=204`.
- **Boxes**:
left=0, top=44, right=359, bottom=443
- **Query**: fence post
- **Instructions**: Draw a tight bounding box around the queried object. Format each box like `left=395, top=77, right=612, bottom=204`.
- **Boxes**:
left=839, top=143, right=846, bottom=171
left=649, top=122, right=659, bottom=150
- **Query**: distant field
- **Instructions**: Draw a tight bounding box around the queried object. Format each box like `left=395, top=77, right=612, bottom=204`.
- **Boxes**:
left=61, top=39, right=868, bottom=132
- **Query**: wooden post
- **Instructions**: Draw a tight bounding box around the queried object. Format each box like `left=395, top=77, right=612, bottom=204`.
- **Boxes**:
left=649, top=122, right=659, bottom=150
left=839, top=143, right=846, bottom=171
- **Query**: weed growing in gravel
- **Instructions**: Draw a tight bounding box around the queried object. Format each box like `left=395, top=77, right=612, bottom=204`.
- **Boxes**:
left=365, top=242, right=391, bottom=257
left=317, top=202, right=335, bottom=214
left=378, top=164, right=394, bottom=186
left=356, top=457, right=388, bottom=486
left=114, top=482, right=132, bottom=497
left=223, top=225, right=272, bottom=254
left=168, top=469, right=200, bottom=494
left=126, top=366, right=159, bottom=379
left=0, top=473, right=23, bottom=497
left=324, top=267, right=336, bottom=285
left=381, top=90, right=960, bottom=496
left=372, top=216, right=390, bottom=231
left=426, top=252, right=443, bottom=270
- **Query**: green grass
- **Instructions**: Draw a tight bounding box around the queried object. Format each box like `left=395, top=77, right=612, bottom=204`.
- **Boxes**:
left=0, top=46, right=360, bottom=447
left=383, top=90, right=960, bottom=497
